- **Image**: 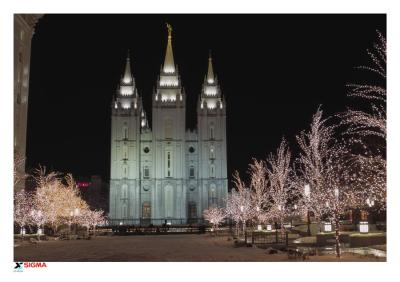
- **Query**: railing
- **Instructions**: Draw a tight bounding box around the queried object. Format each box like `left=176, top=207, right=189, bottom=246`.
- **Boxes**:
left=97, top=225, right=207, bottom=235
left=107, top=218, right=206, bottom=227
left=245, top=230, right=288, bottom=246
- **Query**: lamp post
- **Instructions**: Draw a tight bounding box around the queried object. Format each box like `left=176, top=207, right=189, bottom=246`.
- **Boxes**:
left=323, top=221, right=332, bottom=232
left=360, top=198, right=374, bottom=233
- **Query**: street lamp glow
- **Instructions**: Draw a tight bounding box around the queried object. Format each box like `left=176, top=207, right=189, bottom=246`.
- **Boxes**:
left=359, top=221, right=369, bottom=233
left=323, top=222, right=332, bottom=232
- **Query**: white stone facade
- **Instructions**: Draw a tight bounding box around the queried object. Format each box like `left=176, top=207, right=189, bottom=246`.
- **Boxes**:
left=14, top=14, right=42, bottom=191
left=109, top=27, right=227, bottom=225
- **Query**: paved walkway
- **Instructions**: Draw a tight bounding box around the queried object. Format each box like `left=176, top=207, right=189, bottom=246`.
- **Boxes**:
left=14, top=234, right=385, bottom=262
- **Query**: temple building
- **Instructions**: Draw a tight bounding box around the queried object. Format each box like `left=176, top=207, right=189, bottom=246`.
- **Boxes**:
left=109, top=25, right=227, bottom=225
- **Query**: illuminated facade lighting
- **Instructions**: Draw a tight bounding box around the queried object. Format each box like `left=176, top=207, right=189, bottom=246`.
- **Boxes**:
left=160, top=76, right=179, bottom=87
left=122, top=102, right=131, bottom=109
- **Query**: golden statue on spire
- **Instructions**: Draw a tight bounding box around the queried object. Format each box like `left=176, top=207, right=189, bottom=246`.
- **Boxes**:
left=166, top=23, right=173, bottom=37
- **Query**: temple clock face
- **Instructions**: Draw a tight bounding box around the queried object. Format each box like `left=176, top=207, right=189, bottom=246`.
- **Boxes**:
left=189, top=146, right=195, bottom=153
left=144, top=147, right=150, bottom=153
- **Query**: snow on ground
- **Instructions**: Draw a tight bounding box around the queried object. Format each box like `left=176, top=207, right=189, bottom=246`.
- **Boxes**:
left=14, top=234, right=385, bottom=262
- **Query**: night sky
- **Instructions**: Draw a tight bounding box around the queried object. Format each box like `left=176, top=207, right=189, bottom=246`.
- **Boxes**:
left=26, top=14, right=386, bottom=186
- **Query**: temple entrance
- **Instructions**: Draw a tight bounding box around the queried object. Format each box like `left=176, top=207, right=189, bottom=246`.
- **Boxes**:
left=187, top=201, right=197, bottom=224
left=141, top=202, right=151, bottom=226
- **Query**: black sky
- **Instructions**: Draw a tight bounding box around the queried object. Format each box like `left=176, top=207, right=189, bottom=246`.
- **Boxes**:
left=26, top=14, right=386, bottom=186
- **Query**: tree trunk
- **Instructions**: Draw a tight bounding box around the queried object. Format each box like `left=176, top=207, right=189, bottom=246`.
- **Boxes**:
left=52, top=223, right=57, bottom=236
left=307, top=211, right=311, bottom=236
left=37, top=225, right=41, bottom=241
left=20, top=226, right=24, bottom=242
left=235, top=223, right=239, bottom=238
left=334, top=217, right=341, bottom=258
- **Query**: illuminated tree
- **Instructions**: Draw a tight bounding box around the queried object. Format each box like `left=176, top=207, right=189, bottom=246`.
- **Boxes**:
left=14, top=190, right=33, bottom=236
left=79, top=209, right=105, bottom=237
left=225, top=175, right=253, bottom=236
left=203, top=207, right=225, bottom=234
left=265, top=138, right=293, bottom=233
left=33, top=168, right=89, bottom=235
left=295, top=108, right=354, bottom=258
left=29, top=207, right=46, bottom=240
left=339, top=31, right=386, bottom=210
left=340, top=31, right=386, bottom=140
left=248, top=159, right=269, bottom=225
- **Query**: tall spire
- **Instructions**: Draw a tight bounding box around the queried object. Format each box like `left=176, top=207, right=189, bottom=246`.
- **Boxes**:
left=163, top=23, right=175, bottom=73
left=122, top=51, right=132, bottom=84
left=200, top=54, right=223, bottom=110
left=118, top=51, right=136, bottom=98
left=207, top=50, right=215, bottom=83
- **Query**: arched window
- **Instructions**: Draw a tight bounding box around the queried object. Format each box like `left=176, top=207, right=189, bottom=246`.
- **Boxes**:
left=164, top=185, right=173, bottom=218
left=210, top=164, right=215, bottom=178
left=143, top=166, right=150, bottom=179
left=123, top=126, right=128, bottom=140
left=122, top=164, right=128, bottom=178
left=122, top=184, right=128, bottom=198
left=165, top=151, right=172, bottom=177
left=210, top=126, right=215, bottom=140
left=122, top=205, right=127, bottom=219
left=209, top=184, right=217, bottom=207
left=123, top=145, right=128, bottom=160
left=189, top=166, right=195, bottom=178
left=210, top=146, right=215, bottom=159
left=164, top=119, right=173, bottom=139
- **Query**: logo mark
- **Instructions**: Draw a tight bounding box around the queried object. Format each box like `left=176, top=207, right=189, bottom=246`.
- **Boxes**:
left=14, top=262, right=24, bottom=272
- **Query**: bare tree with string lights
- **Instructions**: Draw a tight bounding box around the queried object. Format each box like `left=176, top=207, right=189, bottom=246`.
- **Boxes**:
left=338, top=31, right=386, bottom=215
left=295, top=108, right=357, bottom=258
left=14, top=190, right=33, bottom=237
left=203, top=207, right=225, bottom=235
left=265, top=138, right=294, bottom=233
left=340, top=31, right=386, bottom=140
left=225, top=172, right=253, bottom=237
left=248, top=159, right=269, bottom=228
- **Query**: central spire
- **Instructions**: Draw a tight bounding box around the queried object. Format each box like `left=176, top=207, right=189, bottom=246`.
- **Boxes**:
left=207, top=50, right=215, bottom=83
left=122, top=51, right=132, bottom=84
left=163, top=23, right=175, bottom=73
